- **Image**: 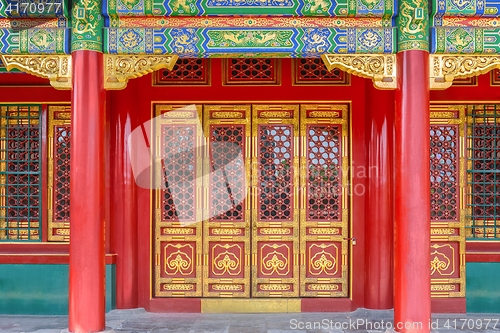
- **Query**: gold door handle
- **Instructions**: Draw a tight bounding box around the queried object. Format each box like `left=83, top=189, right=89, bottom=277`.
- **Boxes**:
left=343, top=237, right=356, bottom=245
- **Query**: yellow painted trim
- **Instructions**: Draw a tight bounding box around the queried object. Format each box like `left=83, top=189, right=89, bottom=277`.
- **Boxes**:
left=201, top=298, right=301, bottom=313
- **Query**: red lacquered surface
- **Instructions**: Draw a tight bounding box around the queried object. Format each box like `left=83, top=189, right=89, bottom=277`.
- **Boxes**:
left=68, top=51, right=106, bottom=333
left=364, top=81, right=394, bottom=309
left=109, top=86, right=139, bottom=309
left=394, top=51, right=431, bottom=333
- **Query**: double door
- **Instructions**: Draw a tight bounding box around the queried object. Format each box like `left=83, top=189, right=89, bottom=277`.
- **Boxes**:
left=153, top=103, right=349, bottom=298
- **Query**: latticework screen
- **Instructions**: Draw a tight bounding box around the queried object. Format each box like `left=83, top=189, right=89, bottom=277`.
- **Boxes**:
left=154, top=59, right=209, bottom=85
left=293, top=59, right=349, bottom=85
left=0, top=105, right=41, bottom=241
left=467, top=105, right=500, bottom=238
left=223, top=59, right=280, bottom=85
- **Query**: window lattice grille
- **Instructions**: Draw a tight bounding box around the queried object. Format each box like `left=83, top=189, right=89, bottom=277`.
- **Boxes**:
left=53, top=126, right=70, bottom=222
left=154, top=59, right=209, bottom=85
left=430, top=125, right=459, bottom=221
left=224, top=59, right=279, bottom=84
left=0, top=105, right=41, bottom=241
left=294, top=59, right=349, bottom=84
left=492, top=69, right=500, bottom=85
left=467, top=105, right=500, bottom=238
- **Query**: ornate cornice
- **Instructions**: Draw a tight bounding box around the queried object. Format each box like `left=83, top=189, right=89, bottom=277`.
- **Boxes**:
left=104, top=54, right=179, bottom=90
left=0, top=55, right=72, bottom=90
left=430, top=55, right=500, bottom=90
left=321, top=54, right=397, bottom=89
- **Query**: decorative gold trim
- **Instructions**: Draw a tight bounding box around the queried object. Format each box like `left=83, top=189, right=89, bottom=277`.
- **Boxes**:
left=430, top=55, right=500, bottom=90
left=0, top=55, right=71, bottom=90
left=320, top=54, right=396, bottom=90
left=104, top=54, right=179, bottom=90
left=201, top=298, right=301, bottom=313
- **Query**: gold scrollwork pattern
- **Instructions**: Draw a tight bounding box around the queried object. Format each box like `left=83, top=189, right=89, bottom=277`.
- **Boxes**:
left=0, top=55, right=71, bottom=90
left=165, top=245, right=194, bottom=276
left=261, top=249, right=290, bottom=276
left=309, top=244, right=338, bottom=276
left=321, top=54, right=396, bottom=90
left=430, top=245, right=455, bottom=276
left=430, top=55, right=500, bottom=90
left=104, top=54, right=179, bottom=90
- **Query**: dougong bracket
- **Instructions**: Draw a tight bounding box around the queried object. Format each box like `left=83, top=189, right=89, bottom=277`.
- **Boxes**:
left=321, top=54, right=397, bottom=90
left=430, top=55, right=500, bottom=90
left=104, top=55, right=179, bottom=90
left=0, top=55, right=72, bottom=90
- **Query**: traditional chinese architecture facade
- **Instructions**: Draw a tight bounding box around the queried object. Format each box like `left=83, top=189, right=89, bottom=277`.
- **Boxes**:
left=1, top=0, right=500, bottom=332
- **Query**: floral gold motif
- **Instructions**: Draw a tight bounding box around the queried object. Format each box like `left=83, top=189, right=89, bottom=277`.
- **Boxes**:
left=261, top=244, right=290, bottom=276
left=311, top=252, right=336, bottom=275
left=166, top=252, right=193, bottom=275
left=0, top=55, right=71, bottom=90
left=162, top=284, right=194, bottom=291
left=262, top=253, right=288, bottom=275
left=431, top=284, right=456, bottom=291
left=309, top=243, right=338, bottom=276
left=430, top=244, right=455, bottom=276
left=213, top=251, right=241, bottom=276
left=211, top=284, right=243, bottom=291
left=104, top=54, right=179, bottom=90
left=309, top=111, right=340, bottom=118
left=259, top=284, right=291, bottom=291
left=308, top=284, right=339, bottom=291
left=165, top=244, right=194, bottom=276
left=430, top=112, right=455, bottom=119
left=321, top=54, right=396, bottom=89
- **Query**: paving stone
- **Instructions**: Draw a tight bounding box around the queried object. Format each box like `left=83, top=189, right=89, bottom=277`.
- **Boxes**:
left=1, top=309, right=500, bottom=333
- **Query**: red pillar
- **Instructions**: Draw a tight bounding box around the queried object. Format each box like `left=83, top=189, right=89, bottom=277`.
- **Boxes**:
left=69, top=50, right=106, bottom=332
left=110, top=88, right=138, bottom=308
left=364, top=81, right=394, bottom=309
left=394, top=50, right=431, bottom=333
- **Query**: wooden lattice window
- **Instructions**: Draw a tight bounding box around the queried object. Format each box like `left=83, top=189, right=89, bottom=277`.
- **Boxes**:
left=467, top=105, right=500, bottom=238
left=452, top=77, right=477, bottom=86
left=293, top=59, right=349, bottom=85
left=154, top=59, right=209, bottom=85
left=307, top=125, right=341, bottom=221
left=0, top=105, right=41, bottom=241
left=48, top=105, right=71, bottom=241
left=492, top=69, right=500, bottom=85
left=223, top=59, right=280, bottom=85
left=430, top=125, right=459, bottom=221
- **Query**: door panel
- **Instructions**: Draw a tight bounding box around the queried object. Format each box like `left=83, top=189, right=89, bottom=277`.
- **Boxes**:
left=299, top=104, right=349, bottom=297
left=154, top=105, right=204, bottom=297
left=251, top=105, right=300, bottom=297
left=429, top=105, right=466, bottom=298
left=203, top=105, right=251, bottom=297
left=47, top=105, right=71, bottom=241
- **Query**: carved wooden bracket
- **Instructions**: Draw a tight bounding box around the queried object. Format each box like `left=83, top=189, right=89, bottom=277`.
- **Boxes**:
left=321, top=54, right=397, bottom=90
left=0, top=55, right=72, bottom=90
left=104, top=54, right=179, bottom=90
left=430, top=55, right=500, bottom=90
